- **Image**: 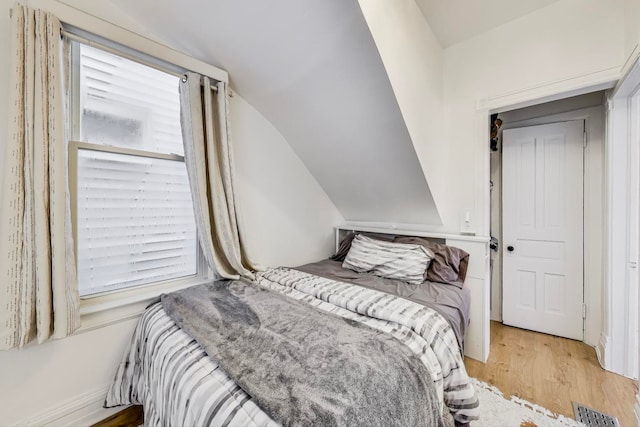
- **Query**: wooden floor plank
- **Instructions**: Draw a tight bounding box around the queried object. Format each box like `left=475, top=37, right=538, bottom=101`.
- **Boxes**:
left=91, top=405, right=143, bottom=427
left=465, top=321, right=638, bottom=426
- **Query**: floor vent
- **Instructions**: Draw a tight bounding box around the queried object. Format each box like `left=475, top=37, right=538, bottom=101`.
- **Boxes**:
left=572, top=402, right=619, bottom=427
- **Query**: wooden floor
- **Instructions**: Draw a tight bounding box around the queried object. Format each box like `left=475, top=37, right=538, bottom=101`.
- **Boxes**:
left=465, top=321, right=638, bottom=426
left=91, top=405, right=143, bottom=427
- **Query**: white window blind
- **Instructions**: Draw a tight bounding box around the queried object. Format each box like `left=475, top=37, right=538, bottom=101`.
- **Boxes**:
left=76, top=148, right=197, bottom=294
left=78, top=43, right=183, bottom=156
left=72, top=42, right=199, bottom=296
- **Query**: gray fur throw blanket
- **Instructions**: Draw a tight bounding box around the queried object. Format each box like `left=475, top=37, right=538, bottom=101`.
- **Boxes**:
left=161, top=279, right=443, bottom=427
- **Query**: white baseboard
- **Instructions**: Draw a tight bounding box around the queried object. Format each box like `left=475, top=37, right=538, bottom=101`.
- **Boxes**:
left=12, top=384, right=127, bottom=427
left=596, top=333, right=610, bottom=371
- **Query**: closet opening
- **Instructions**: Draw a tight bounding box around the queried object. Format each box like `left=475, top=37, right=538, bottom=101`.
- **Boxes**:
left=489, top=91, right=606, bottom=346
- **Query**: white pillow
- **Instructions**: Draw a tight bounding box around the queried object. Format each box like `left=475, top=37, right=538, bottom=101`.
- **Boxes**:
left=342, top=234, right=434, bottom=285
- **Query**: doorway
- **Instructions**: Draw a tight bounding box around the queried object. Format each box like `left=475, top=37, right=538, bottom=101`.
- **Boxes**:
left=489, top=91, right=606, bottom=346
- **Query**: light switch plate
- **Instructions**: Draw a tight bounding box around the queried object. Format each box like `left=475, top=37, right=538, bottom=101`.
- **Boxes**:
left=460, top=210, right=476, bottom=235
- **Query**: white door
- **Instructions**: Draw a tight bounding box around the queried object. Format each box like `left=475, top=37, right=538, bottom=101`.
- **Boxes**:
left=502, top=120, right=584, bottom=340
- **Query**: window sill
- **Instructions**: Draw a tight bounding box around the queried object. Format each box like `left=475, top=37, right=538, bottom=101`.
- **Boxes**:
left=77, top=276, right=214, bottom=334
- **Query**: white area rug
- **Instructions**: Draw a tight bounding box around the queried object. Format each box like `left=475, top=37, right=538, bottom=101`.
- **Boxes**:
left=472, top=379, right=585, bottom=427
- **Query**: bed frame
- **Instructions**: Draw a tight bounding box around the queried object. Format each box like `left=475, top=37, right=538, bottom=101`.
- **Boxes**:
left=335, top=225, right=490, bottom=363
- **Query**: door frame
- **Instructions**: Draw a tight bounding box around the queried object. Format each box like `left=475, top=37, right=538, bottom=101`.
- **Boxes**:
left=474, top=66, right=639, bottom=379
left=492, top=106, right=605, bottom=346
left=602, top=58, right=640, bottom=379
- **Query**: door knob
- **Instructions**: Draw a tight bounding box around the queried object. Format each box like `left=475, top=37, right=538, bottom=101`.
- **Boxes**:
left=507, top=245, right=515, bottom=252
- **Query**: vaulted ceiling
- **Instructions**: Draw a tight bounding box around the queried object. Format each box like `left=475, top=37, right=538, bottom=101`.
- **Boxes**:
left=59, top=0, right=569, bottom=227
left=415, top=0, right=562, bottom=47
left=100, top=0, right=441, bottom=225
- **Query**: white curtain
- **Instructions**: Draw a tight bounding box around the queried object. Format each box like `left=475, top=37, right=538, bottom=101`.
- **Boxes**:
left=179, top=72, right=256, bottom=279
left=0, top=6, right=80, bottom=350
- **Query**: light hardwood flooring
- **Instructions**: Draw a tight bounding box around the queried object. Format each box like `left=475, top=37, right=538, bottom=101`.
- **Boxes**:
left=465, top=321, right=638, bottom=426
left=91, top=405, right=143, bottom=427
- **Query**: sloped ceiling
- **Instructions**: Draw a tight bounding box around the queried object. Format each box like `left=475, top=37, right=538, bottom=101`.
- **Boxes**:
left=416, top=0, right=562, bottom=47
left=104, top=0, right=441, bottom=225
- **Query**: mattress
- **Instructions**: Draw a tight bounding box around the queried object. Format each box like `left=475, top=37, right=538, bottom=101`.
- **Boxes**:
left=296, top=259, right=471, bottom=351
left=106, top=267, right=478, bottom=425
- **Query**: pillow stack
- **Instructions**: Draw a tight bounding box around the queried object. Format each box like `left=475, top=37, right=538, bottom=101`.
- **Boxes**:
left=342, top=234, right=434, bottom=285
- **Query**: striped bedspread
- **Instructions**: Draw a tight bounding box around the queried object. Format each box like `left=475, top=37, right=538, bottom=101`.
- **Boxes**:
left=106, top=267, right=479, bottom=425
left=105, top=302, right=276, bottom=426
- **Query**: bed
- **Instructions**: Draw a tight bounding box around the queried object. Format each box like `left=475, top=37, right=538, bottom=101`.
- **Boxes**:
left=105, top=230, right=480, bottom=426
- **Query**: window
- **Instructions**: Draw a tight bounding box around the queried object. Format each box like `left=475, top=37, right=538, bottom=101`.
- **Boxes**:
left=69, top=42, right=204, bottom=297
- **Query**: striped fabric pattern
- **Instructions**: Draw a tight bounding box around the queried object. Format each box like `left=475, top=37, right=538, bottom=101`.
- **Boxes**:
left=342, top=234, right=433, bottom=284
left=257, top=268, right=479, bottom=424
left=105, top=303, right=277, bottom=427
left=106, top=267, right=479, bottom=425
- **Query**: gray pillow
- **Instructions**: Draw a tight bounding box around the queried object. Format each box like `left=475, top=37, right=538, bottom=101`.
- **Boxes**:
left=394, top=236, right=469, bottom=287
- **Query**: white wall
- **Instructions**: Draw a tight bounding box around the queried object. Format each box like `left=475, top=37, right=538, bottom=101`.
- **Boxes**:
left=231, top=94, right=344, bottom=267
left=0, top=1, right=343, bottom=425
left=624, top=0, right=640, bottom=67
left=357, top=0, right=445, bottom=224
left=0, top=319, right=140, bottom=426
left=443, top=0, right=625, bottom=237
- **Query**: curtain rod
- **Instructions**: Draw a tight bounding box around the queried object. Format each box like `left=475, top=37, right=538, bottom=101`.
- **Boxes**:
left=61, top=28, right=218, bottom=92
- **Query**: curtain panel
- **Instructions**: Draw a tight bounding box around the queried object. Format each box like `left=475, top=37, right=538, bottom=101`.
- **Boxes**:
left=0, top=6, right=80, bottom=349
left=179, top=73, right=256, bottom=279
